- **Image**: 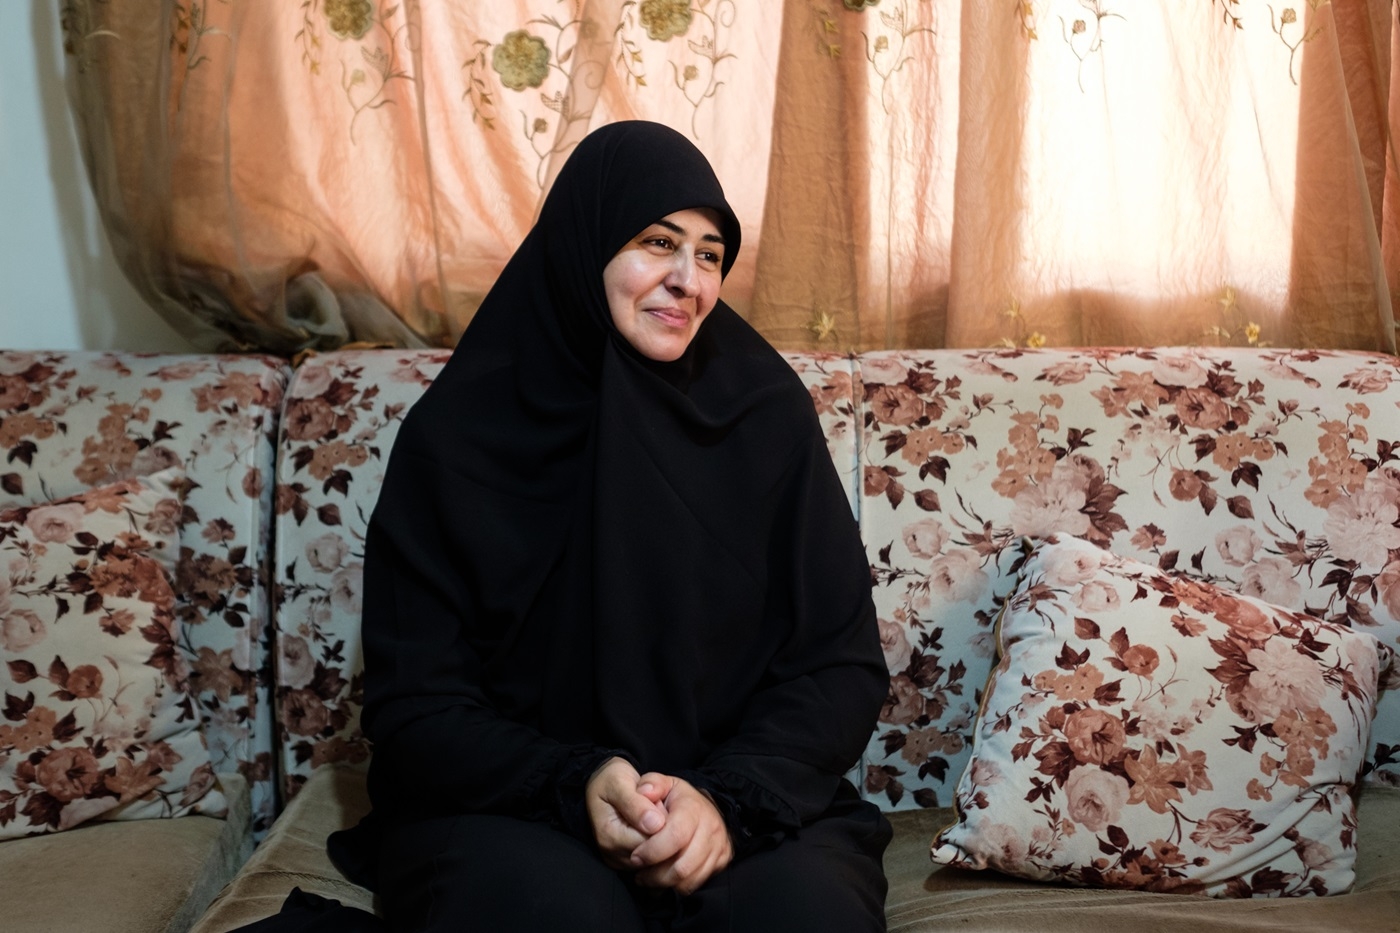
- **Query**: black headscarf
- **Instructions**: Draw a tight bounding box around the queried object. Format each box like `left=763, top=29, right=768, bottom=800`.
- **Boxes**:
left=357, top=121, right=885, bottom=842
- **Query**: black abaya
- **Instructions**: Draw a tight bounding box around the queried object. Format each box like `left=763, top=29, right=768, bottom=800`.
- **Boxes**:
left=332, top=121, right=890, bottom=930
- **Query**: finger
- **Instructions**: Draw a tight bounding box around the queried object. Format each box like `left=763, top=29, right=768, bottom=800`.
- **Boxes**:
left=601, top=789, right=665, bottom=836
left=636, top=772, right=675, bottom=806
left=643, top=815, right=732, bottom=894
left=628, top=809, right=691, bottom=868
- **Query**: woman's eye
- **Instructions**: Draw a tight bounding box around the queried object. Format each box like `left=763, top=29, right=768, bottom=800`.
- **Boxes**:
left=646, top=237, right=674, bottom=251
left=699, top=250, right=722, bottom=265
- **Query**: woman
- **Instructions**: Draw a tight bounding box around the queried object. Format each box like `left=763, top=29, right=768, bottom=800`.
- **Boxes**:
left=341, top=120, right=890, bottom=931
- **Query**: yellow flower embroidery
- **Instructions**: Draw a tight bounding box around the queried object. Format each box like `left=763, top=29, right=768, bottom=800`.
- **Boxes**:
left=639, top=0, right=693, bottom=41
left=325, top=0, right=373, bottom=40
left=491, top=30, right=550, bottom=91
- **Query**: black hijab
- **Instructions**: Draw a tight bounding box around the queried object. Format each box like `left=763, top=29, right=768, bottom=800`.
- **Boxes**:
left=358, top=121, right=885, bottom=838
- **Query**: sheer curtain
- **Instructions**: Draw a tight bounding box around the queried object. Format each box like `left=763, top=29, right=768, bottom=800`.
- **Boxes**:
left=60, top=0, right=1400, bottom=354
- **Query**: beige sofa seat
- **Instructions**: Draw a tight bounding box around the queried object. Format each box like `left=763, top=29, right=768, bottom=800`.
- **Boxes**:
left=193, top=771, right=1400, bottom=932
left=190, top=769, right=373, bottom=933
left=0, top=774, right=251, bottom=933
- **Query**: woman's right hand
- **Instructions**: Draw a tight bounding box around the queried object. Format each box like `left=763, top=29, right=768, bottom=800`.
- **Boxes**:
left=585, top=757, right=669, bottom=869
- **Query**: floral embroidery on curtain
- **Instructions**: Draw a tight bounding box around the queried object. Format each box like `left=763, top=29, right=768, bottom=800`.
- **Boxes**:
left=60, top=0, right=1400, bottom=354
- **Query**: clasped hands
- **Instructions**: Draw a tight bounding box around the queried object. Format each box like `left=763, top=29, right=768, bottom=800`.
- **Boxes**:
left=585, top=756, right=733, bottom=896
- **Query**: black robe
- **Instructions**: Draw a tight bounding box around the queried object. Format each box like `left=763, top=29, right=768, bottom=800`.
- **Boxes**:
left=332, top=121, right=889, bottom=926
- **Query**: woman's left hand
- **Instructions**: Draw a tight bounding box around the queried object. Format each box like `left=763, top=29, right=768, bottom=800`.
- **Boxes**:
left=628, top=774, right=734, bottom=895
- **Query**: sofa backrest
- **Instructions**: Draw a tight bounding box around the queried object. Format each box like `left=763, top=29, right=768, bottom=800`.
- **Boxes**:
left=0, top=351, right=288, bottom=833
left=856, top=347, right=1400, bottom=810
left=269, top=349, right=860, bottom=798
left=270, top=346, right=1400, bottom=814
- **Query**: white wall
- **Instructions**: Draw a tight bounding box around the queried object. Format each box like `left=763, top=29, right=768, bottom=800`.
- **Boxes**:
left=0, top=2, right=194, bottom=352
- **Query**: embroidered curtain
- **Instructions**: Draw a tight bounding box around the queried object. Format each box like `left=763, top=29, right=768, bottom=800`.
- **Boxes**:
left=61, top=1, right=1400, bottom=354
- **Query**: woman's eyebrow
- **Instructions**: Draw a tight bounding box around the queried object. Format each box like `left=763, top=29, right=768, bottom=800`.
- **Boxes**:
left=655, top=218, right=726, bottom=246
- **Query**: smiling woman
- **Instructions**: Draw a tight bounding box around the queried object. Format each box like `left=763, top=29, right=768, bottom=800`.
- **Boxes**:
left=603, top=208, right=726, bottom=362
left=247, top=120, right=896, bottom=933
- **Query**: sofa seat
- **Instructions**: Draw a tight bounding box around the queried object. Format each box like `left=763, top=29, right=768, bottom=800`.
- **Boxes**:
left=190, top=768, right=1400, bottom=932
left=0, top=773, right=252, bottom=933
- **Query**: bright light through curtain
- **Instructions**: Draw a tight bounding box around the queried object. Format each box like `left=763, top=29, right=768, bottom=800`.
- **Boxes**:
left=60, top=0, right=1400, bottom=354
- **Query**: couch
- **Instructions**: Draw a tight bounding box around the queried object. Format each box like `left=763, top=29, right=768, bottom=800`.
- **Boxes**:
left=0, top=351, right=288, bottom=933
left=6, top=347, right=1400, bottom=932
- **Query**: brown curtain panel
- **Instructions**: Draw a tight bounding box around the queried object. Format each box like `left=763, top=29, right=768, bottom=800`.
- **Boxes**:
left=61, top=0, right=1400, bottom=354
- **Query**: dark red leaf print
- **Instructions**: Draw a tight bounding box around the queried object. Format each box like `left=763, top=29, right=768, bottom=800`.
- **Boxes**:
left=1231, top=462, right=1262, bottom=490
left=1158, top=550, right=1179, bottom=571
left=0, top=473, right=21, bottom=496
left=22, top=792, right=63, bottom=829
left=1226, top=496, right=1254, bottom=519
left=881, top=431, right=908, bottom=457
left=6, top=660, right=37, bottom=683
left=317, top=504, right=343, bottom=526
left=1074, top=617, right=1101, bottom=640
left=1056, top=643, right=1090, bottom=670
left=47, top=657, right=69, bottom=687
left=52, top=710, right=81, bottom=742
left=914, top=489, right=941, bottom=512
left=3, top=691, right=34, bottom=722
left=912, top=788, right=940, bottom=809
left=886, top=478, right=905, bottom=509
left=8, top=440, right=37, bottom=466
left=917, top=757, right=949, bottom=782
left=1198, top=484, right=1218, bottom=515
left=1107, top=824, right=1130, bottom=850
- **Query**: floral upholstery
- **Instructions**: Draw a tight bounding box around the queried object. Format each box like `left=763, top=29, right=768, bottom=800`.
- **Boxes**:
left=930, top=535, right=1388, bottom=897
left=860, top=348, right=1400, bottom=813
left=0, top=352, right=288, bottom=833
left=270, top=346, right=1400, bottom=823
left=0, top=468, right=227, bottom=838
left=270, top=349, right=861, bottom=798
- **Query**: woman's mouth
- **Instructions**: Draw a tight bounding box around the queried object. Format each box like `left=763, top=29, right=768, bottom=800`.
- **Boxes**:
left=645, top=308, right=689, bottom=328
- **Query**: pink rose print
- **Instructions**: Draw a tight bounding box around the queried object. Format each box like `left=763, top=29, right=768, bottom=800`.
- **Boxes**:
left=1237, top=557, right=1302, bottom=607
left=877, top=618, right=912, bottom=674
left=1242, top=638, right=1327, bottom=720
left=1323, top=486, right=1400, bottom=567
left=1214, top=526, right=1262, bottom=567
left=1064, top=708, right=1127, bottom=765
left=1009, top=470, right=1091, bottom=539
left=1, top=609, right=46, bottom=652
left=25, top=503, right=85, bottom=543
left=1064, top=765, right=1129, bottom=832
left=928, top=550, right=989, bottom=604
left=1189, top=807, right=1259, bottom=851
left=902, top=518, right=950, bottom=561
left=1152, top=356, right=1209, bottom=388
left=1040, top=543, right=1104, bottom=586
left=1174, top=387, right=1231, bottom=431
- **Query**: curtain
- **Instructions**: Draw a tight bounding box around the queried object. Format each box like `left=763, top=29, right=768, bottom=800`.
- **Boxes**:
left=60, top=0, right=1400, bottom=354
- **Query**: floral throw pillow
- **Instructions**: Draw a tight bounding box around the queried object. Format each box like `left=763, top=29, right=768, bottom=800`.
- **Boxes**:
left=931, top=535, right=1391, bottom=897
left=0, top=468, right=226, bottom=838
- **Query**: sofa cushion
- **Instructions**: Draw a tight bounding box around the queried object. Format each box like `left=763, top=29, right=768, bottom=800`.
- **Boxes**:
left=931, top=535, right=1388, bottom=897
left=0, top=468, right=226, bottom=838
left=888, top=787, right=1400, bottom=931
left=0, top=772, right=251, bottom=933
left=0, top=351, right=289, bottom=833
left=858, top=348, right=1400, bottom=813
left=188, top=767, right=375, bottom=933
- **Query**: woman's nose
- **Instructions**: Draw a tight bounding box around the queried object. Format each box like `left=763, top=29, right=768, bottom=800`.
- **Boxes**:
left=665, top=252, right=700, bottom=296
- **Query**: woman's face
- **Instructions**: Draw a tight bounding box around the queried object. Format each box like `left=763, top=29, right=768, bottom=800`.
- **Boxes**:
left=603, top=208, right=726, bottom=362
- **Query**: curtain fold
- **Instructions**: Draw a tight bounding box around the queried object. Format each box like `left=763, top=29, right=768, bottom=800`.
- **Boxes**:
left=60, top=0, right=1400, bottom=354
